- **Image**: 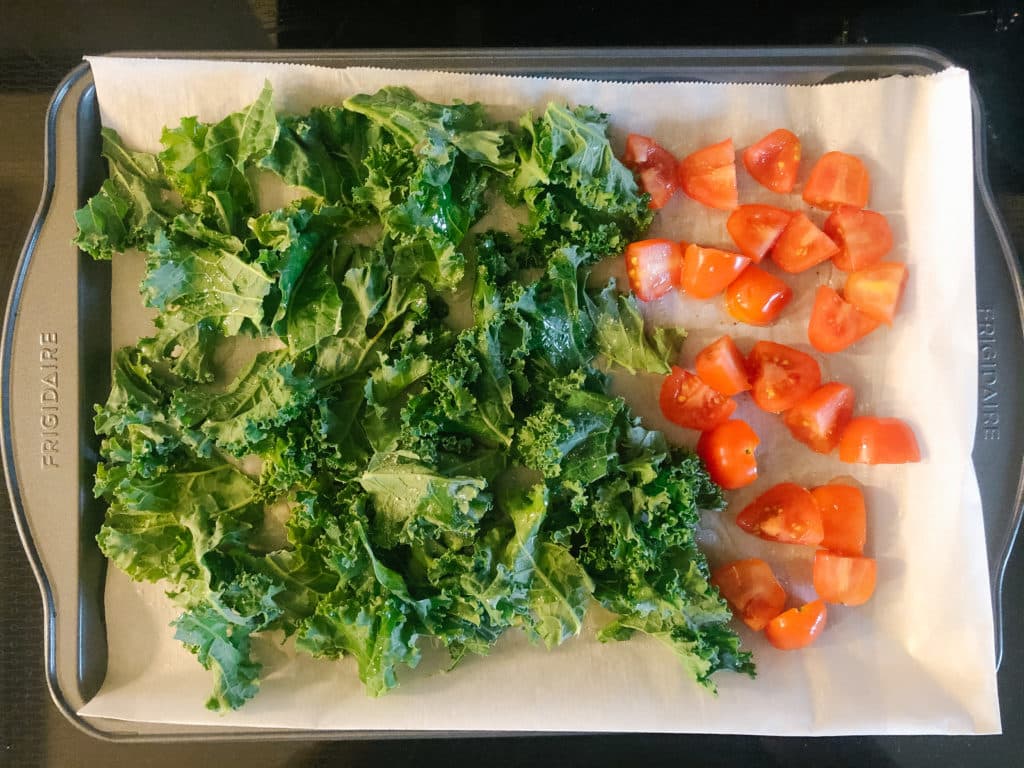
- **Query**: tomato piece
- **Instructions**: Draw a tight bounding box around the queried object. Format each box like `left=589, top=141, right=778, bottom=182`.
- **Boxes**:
left=813, top=552, right=877, bottom=606
left=697, top=419, right=759, bottom=490
left=711, top=558, right=786, bottom=631
left=839, top=417, right=921, bottom=464
left=746, top=341, right=822, bottom=413
left=724, top=265, right=793, bottom=326
left=695, top=335, right=751, bottom=396
left=678, top=138, right=738, bottom=210
left=742, top=128, right=801, bottom=194
left=659, top=366, right=737, bottom=431
left=623, top=134, right=680, bottom=210
left=811, top=484, right=867, bottom=556
left=823, top=206, right=894, bottom=271
left=808, top=286, right=880, bottom=353
left=765, top=600, right=828, bottom=650
left=735, top=482, right=824, bottom=545
left=803, top=151, right=870, bottom=210
left=726, top=204, right=793, bottom=263
left=624, top=239, right=684, bottom=302
left=680, top=245, right=751, bottom=299
left=770, top=212, right=840, bottom=273
left=783, top=382, right=856, bottom=454
left=844, top=262, right=908, bottom=325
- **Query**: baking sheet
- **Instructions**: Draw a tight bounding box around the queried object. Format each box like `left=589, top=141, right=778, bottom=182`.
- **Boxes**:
left=76, top=56, right=998, bottom=735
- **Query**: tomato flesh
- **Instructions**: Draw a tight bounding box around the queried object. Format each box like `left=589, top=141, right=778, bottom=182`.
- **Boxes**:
left=623, top=134, right=680, bottom=210
left=678, top=138, right=738, bottom=210
left=681, top=245, right=751, bottom=299
left=726, top=204, right=793, bottom=263
left=783, top=382, right=856, bottom=454
left=771, top=212, right=840, bottom=273
left=697, top=419, right=759, bottom=490
left=735, top=482, right=824, bottom=545
left=823, top=206, right=893, bottom=271
left=659, top=366, right=737, bottom=431
left=765, top=600, right=828, bottom=650
left=712, top=558, right=786, bottom=631
left=808, top=285, right=880, bottom=353
left=839, top=417, right=921, bottom=464
left=803, top=151, right=871, bottom=210
left=724, top=265, right=793, bottom=326
left=746, top=340, right=822, bottom=413
left=695, top=335, right=751, bottom=396
left=624, top=239, right=684, bottom=302
left=844, top=262, right=908, bottom=325
left=742, top=129, right=801, bottom=194
left=812, top=483, right=867, bottom=557
left=813, top=552, right=877, bottom=606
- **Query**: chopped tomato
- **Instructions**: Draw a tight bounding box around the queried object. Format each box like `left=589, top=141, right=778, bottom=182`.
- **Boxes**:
left=726, top=204, right=793, bottom=263
left=711, top=558, right=786, bottom=631
left=771, top=212, right=840, bottom=273
left=746, top=341, right=822, bottom=413
left=724, top=265, right=793, bottom=326
left=839, top=417, right=921, bottom=464
left=697, top=419, right=759, bottom=490
left=624, top=239, right=684, bottom=302
left=813, top=552, right=877, bottom=606
left=765, top=600, right=828, bottom=650
left=742, top=128, right=801, bottom=194
left=659, top=366, right=737, bottom=431
left=808, top=285, right=880, bottom=353
left=695, top=335, right=751, bottom=396
left=823, top=206, right=893, bottom=271
left=681, top=245, right=750, bottom=299
left=812, top=483, right=867, bottom=556
left=678, top=138, right=738, bottom=210
left=844, top=262, right=908, bottom=325
left=803, top=151, right=870, bottom=210
left=623, top=133, right=679, bottom=210
left=735, top=482, right=824, bottom=545
left=783, top=382, right=856, bottom=454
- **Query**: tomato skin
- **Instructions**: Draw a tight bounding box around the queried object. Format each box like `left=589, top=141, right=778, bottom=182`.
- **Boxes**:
left=765, top=600, right=828, bottom=650
left=711, top=558, right=786, bottom=631
left=802, top=151, right=871, bottom=210
left=726, top=204, right=793, bottom=263
left=823, top=206, right=893, bottom=271
left=771, top=212, right=840, bottom=273
left=735, top=482, right=824, bottom=545
left=813, top=552, right=877, bottom=606
left=724, top=265, right=793, bottom=326
left=678, top=138, right=738, bottom=210
left=659, top=366, right=737, bottom=431
left=697, top=419, right=759, bottom=490
left=624, top=239, right=684, bottom=302
left=783, top=382, right=856, bottom=454
left=681, top=245, right=751, bottom=299
left=695, top=335, right=751, bottom=396
left=808, top=286, right=880, bottom=353
left=839, top=417, right=921, bottom=464
left=623, top=134, right=680, bottom=210
left=746, top=341, right=822, bottom=413
left=742, top=129, right=801, bottom=194
left=844, top=262, right=908, bottom=325
left=812, top=484, right=867, bottom=556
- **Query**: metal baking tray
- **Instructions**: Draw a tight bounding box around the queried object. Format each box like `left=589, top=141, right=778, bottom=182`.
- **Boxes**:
left=2, top=46, right=1022, bottom=741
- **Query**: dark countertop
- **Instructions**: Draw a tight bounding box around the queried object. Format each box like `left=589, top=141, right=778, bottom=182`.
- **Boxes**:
left=1, top=2, right=1021, bottom=766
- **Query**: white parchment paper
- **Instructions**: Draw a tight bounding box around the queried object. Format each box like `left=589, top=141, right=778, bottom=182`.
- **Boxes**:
left=77, top=55, right=999, bottom=735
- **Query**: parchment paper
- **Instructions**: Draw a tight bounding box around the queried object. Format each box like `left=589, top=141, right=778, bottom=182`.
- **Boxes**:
left=77, top=55, right=999, bottom=735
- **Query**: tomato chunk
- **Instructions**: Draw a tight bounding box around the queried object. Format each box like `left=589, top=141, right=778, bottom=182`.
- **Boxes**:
left=765, top=600, right=828, bottom=650
left=712, top=558, right=786, bottom=631
left=736, top=482, right=824, bottom=545
left=726, top=204, right=793, bottom=263
left=813, top=552, right=877, bottom=606
left=823, top=206, right=894, bottom=271
left=695, top=335, right=751, bottom=396
left=839, top=417, right=921, bottom=464
left=808, top=285, right=880, bottom=353
left=812, top=483, right=867, bottom=556
left=659, top=366, right=737, bottom=431
left=746, top=341, right=822, bottom=413
left=724, top=265, right=793, bottom=326
left=803, top=151, right=870, bottom=210
left=623, top=133, right=680, bottom=210
left=624, top=239, right=684, bottom=302
left=697, top=419, right=759, bottom=490
left=678, top=138, right=738, bottom=210
left=681, top=245, right=750, bottom=299
left=771, top=212, right=840, bottom=273
left=742, top=128, right=801, bottom=194
left=783, top=382, right=856, bottom=454
left=844, top=262, right=908, bottom=325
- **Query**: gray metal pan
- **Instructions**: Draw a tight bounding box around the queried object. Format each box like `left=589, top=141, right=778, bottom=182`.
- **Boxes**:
left=2, top=46, right=1021, bottom=741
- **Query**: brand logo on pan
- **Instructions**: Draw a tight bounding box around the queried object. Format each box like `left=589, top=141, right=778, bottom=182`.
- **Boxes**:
left=978, top=308, right=999, bottom=441
left=39, top=331, right=59, bottom=468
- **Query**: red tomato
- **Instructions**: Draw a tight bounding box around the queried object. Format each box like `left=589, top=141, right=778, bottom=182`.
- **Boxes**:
left=813, top=552, right=877, bottom=606
left=803, top=151, right=870, bottom=210
left=659, top=366, right=737, bottom=431
left=711, top=558, right=786, bottom=631
left=724, top=265, right=793, bottom=326
left=771, top=212, right=840, bottom=273
left=697, top=419, right=759, bottom=490
left=812, top=483, right=867, bottom=556
left=624, top=239, right=684, bottom=302
left=765, top=600, right=828, bottom=650
left=623, top=133, right=680, bottom=210
left=783, top=382, right=856, bottom=454
left=678, top=138, right=738, bottom=210
left=823, top=206, right=894, bottom=271
left=746, top=341, right=822, bottom=413
left=742, top=128, right=801, bottom=194
left=839, top=417, right=921, bottom=464
left=808, top=286, right=880, bottom=353
left=735, top=482, right=824, bottom=545
left=680, top=245, right=751, bottom=299
left=726, top=204, right=793, bottom=263
left=695, top=335, right=751, bottom=396
left=844, top=262, right=908, bottom=325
